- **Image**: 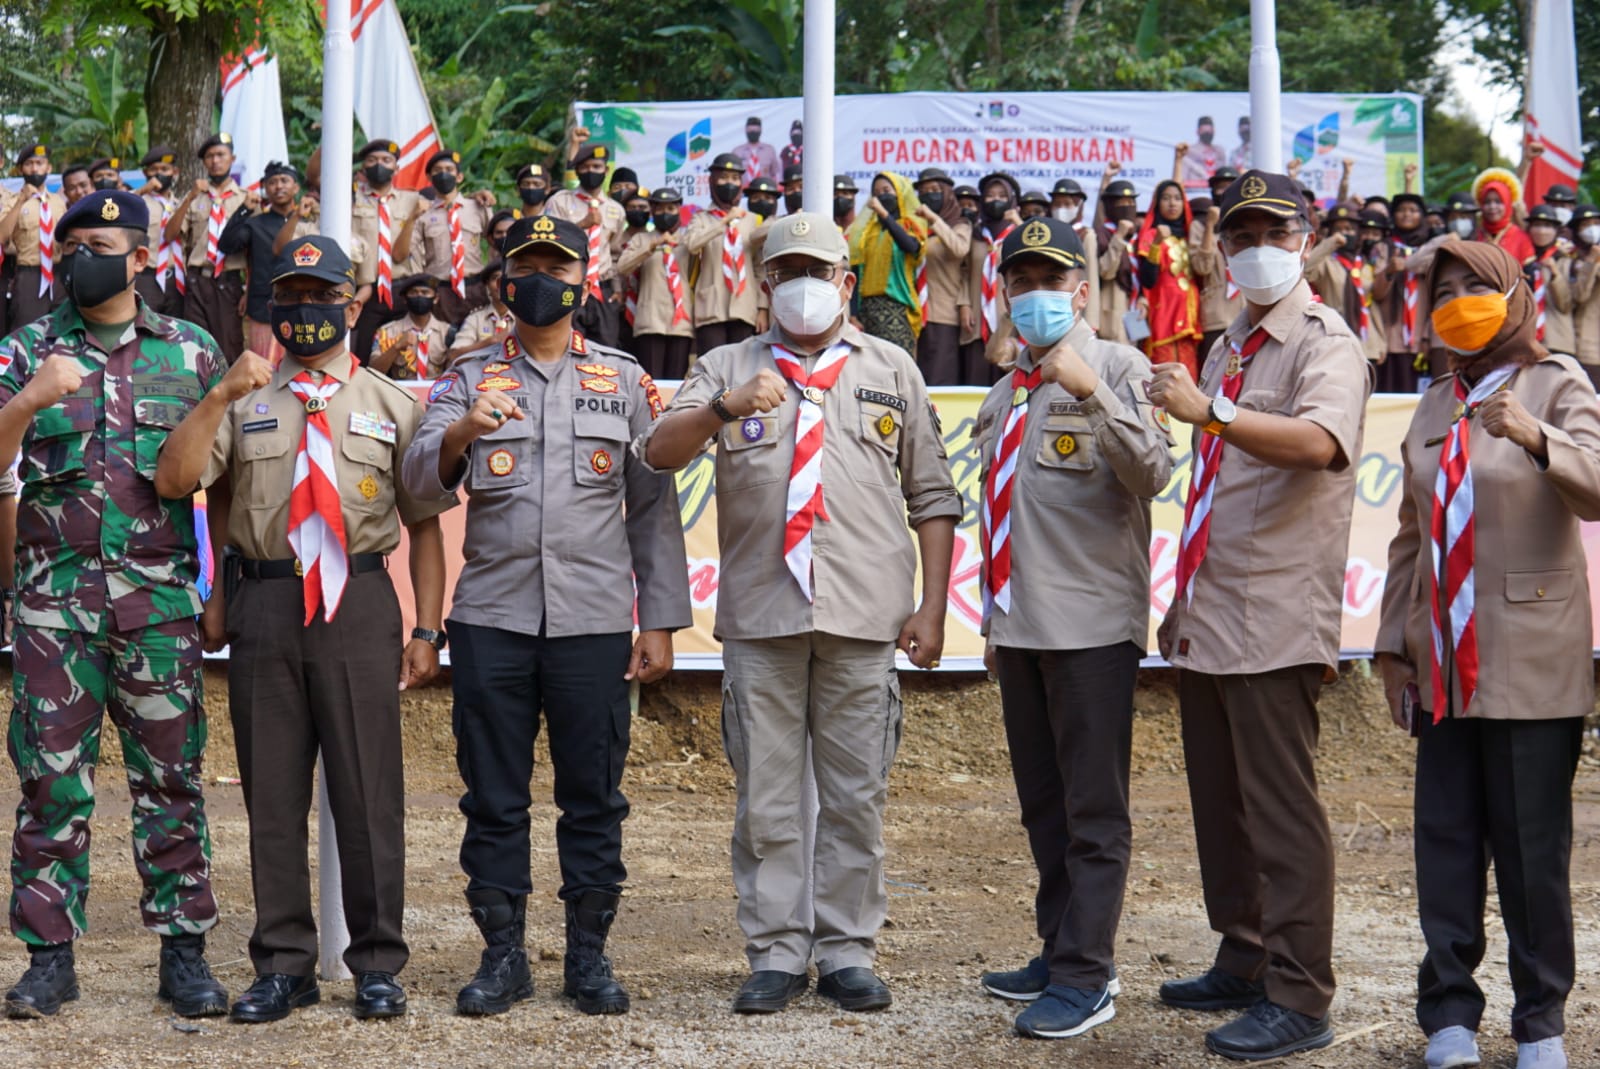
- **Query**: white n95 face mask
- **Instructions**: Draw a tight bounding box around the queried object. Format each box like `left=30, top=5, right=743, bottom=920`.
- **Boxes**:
left=1225, top=235, right=1307, bottom=306
left=771, top=276, right=844, bottom=336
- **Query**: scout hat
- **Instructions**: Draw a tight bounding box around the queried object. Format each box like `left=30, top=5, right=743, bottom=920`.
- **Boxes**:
left=1217, top=170, right=1309, bottom=225
left=997, top=216, right=1087, bottom=274
left=139, top=145, right=177, bottom=168
left=1527, top=204, right=1562, bottom=225
left=1571, top=205, right=1600, bottom=225
left=1050, top=178, right=1086, bottom=198
left=783, top=164, right=804, bottom=186
left=761, top=211, right=849, bottom=264
left=1444, top=192, right=1480, bottom=214
left=198, top=133, right=234, bottom=158
left=1018, top=190, right=1050, bottom=209
left=745, top=176, right=780, bottom=196
left=1104, top=179, right=1137, bottom=201
left=501, top=213, right=588, bottom=262
left=272, top=235, right=356, bottom=286
left=709, top=153, right=744, bottom=175
left=649, top=187, right=683, bottom=205
left=1544, top=183, right=1578, bottom=206
left=56, top=190, right=148, bottom=238
left=356, top=139, right=400, bottom=160
left=918, top=167, right=953, bottom=185
left=1357, top=207, right=1391, bottom=232
left=833, top=175, right=859, bottom=194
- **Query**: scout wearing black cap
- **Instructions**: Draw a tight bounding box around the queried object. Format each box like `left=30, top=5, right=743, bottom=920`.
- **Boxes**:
left=356, top=139, right=400, bottom=160
left=783, top=164, right=804, bottom=186
left=833, top=174, right=858, bottom=193
left=425, top=149, right=462, bottom=172
left=648, top=187, right=683, bottom=205
left=501, top=213, right=588, bottom=262
left=611, top=167, right=638, bottom=188
left=571, top=142, right=610, bottom=169
left=954, top=184, right=979, bottom=200
left=1104, top=179, right=1137, bottom=201
left=272, top=235, right=356, bottom=287
left=1572, top=205, right=1600, bottom=227
left=514, top=163, right=547, bottom=184
left=1357, top=208, right=1391, bottom=232
left=709, top=152, right=744, bottom=175
left=1528, top=204, right=1562, bottom=225
left=13, top=143, right=47, bottom=169
left=1216, top=170, right=1309, bottom=226
left=997, top=216, right=1088, bottom=274
left=1544, top=183, right=1578, bottom=205
left=88, top=158, right=121, bottom=177
left=56, top=189, right=149, bottom=239
left=262, top=160, right=301, bottom=183
left=1323, top=204, right=1357, bottom=228
left=1445, top=192, right=1480, bottom=214
left=140, top=145, right=177, bottom=169
left=1391, top=192, right=1426, bottom=215
left=1018, top=190, right=1049, bottom=208
left=197, top=133, right=234, bottom=158
left=918, top=167, right=953, bottom=185
left=1211, top=166, right=1241, bottom=185
left=1050, top=178, right=1085, bottom=198
left=744, top=176, right=780, bottom=197
left=979, top=172, right=1022, bottom=200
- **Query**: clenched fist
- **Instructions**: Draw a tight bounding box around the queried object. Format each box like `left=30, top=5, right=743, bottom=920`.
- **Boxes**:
left=1037, top=339, right=1098, bottom=399
left=25, top=355, right=84, bottom=410
left=725, top=368, right=787, bottom=417
left=220, top=350, right=274, bottom=402
left=455, top=389, right=525, bottom=442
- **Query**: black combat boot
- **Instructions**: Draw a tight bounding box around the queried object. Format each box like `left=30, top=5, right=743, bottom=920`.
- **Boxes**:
left=456, top=889, right=533, bottom=1016
left=5, top=942, right=78, bottom=1018
left=563, top=890, right=629, bottom=1015
left=158, top=933, right=229, bottom=1017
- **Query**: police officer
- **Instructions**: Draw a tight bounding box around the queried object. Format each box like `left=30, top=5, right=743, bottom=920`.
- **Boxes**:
left=351, top=138, right=425, bottom=359
left=401, top=214, right=690, bottom=1018
left=642, top=212, right=961, bottom=1015
left=1147, top=171, right=1370, bottom=1061
left=155, top=234, right=453, bottom=1023
left=616, top=189, right=695, bottom=379
left=167, top=133, right=248, bottom=362
left=685, top=154, right=760, bottom=354
left=133, top=145, right=186, bottom=317
left=0, top=190, right=228, bottom=1019
left=0, top=144, right=68, bottom=328
left=544, top=142, right=627, bottom=348
left=974, top=217, right=1173, bottom=1040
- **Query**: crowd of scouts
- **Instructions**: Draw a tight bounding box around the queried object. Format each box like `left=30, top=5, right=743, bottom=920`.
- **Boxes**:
left=0, top=128, right=1595, bottom=1069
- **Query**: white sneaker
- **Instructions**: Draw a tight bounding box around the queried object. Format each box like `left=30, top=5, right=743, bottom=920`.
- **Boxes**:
left=1425, top=1026, right=1481, bottom=1068
left=1517, top=1037, right=1567, bottom=1069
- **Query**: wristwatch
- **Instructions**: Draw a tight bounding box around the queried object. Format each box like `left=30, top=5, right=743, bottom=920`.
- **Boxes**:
left=1202, top=396, right=1238, bottom=436
left=710, top=388, right=740, bottom=423
left=411, top=627, right=447, bottom=651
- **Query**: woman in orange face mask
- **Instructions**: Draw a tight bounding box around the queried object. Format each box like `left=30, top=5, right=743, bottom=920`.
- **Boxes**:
left=1374, top=240, right=1600, bottom=1069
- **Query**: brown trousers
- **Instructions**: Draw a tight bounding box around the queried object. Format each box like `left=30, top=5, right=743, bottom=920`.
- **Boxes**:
left=134, top=269, right=183, bottom=318
left=915, top=323, right=962, bottom=386
left=8, top=265, right=62, bottom=331
left=226, top=567, right=408, bottom=977
left=1178, top=665, right=1336, bottom=1018
left=632, top=334, right=692, bottom=380
left=183, top=268, right=245, bottom=362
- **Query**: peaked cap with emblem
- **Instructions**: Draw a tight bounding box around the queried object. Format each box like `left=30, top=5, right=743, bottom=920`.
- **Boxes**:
left=356, top=138, right=401, bottom=160
left=997, top=216, right=1087, bottom=274
left=198, top=132, right=234, bottom=158
left=760, top=210, right=849, bottom=264
left=1217, top=169, right=1309, bottom=226
left=56, top=190, right=149, bottom=238
left=140, top=145, right=177, bottom=168
left=502, top=213, right=588, bottom=261
left=271, top=235, right=356, bottom=286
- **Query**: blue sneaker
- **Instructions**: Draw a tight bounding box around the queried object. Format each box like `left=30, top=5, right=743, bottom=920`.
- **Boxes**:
left=1014, top=983, right=1116, bottom=1039
left=982, top=957, right=1121, bottom=1001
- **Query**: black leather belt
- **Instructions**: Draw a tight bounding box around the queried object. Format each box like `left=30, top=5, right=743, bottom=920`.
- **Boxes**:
left=240, top=553, right=387, bottom=580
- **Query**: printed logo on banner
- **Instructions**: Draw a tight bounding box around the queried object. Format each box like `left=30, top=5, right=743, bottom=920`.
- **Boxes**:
left=666, top=118, right=713, bottom=174
left=980, top=100, right=1021, bottom=119
left=1293, top=113, right=1340, bottom=163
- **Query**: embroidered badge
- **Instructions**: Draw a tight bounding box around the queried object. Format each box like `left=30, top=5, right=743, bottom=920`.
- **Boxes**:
left=590, top=448, right=613, bottom=475
left=293, top=241, right=322, bottom=267
left=575, top=363, right=619, bottom=378
left=487, top=449, right=515, bottom=476
left=483, top=361, right=512, bottom=375
left=1053, top=433, right=1078, bottom=457
left=1153, top=407, right=1173, bottom=433
left=581, top=376, right=619, bottom=394
left=876, top=412, right=896, bottom=437
left=641, top=373, right=664, bottom=419
left=254, top=403, right=271, bottom=414
left=478, top=375, right=523, bottom=392
left=740, top=417, right=765, bottom=442
left=854, top=388, right=907, bottom=411
left=358, top=474, right=379, bottom=500
left=429, top=374, right=457, bottom=403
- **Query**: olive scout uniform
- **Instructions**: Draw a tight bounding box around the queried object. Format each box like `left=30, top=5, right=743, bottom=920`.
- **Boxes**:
left=180, top=134, right=248, bottom=362
left=685, top=154, right=761, bottom=354
left=615, top=188, right=695, bottom=380
left=6, top=144, right=68, bottom=330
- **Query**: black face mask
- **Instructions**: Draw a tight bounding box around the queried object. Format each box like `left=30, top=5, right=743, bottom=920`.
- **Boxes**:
left=790, top=133, right=802, bottom=147
left=833, top=196, right=853, bottom=218
left=921, top=191, right=945, bottom=213
left=93, top=178, right=119, bottom=192
left=745, top=128, right=761, bottom=144
left=625, top=209, right=650, bottom=229
left=364, top=164, right=395, bottom=188
left=784, top=192, right=802, bottom=213
left=502, top=271, right=582, bottom=328
left=876, top=193, right=900, bottom=217
left=208, top=172, right=229, bottom=186
left=1110, top=203, right=1138, bottom=222
left=430, top=172, right=458, bottom=196
left=713, top=182, right=742, bottom=207
left=960, top=208, right=979, bottom=224
left=652, top=212, right=679, bottom=232
left=749, top=199, right=776, bottom=219
left=271, top=302, right=350, bottom=357
left=405, top=294, right=435, bottom=316
left=611, top=187, right=636, bottom=205
left=1360, top=238, right=1381, bottom=256
left=519, top=187, right=547, bottom=207
left=982, top=199, right=1009, bottom=221
left=577, top=170, right=606, bottom=192
left=153, top=173, right=175, bottom=192
left=22, top=173, right=46, bottom=189
left=62, top=246, right=133, bottom=309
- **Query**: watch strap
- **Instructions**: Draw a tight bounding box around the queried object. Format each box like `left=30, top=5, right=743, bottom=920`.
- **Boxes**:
left=710, top=389, right=739, bottom=423
left=1202, top=420, right=1226, bottom=436
left=411, top=627, right=447, bottom=650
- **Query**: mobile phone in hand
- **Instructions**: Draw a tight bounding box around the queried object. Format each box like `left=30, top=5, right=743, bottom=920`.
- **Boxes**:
left=1402, top=681, right=1421, bottom=737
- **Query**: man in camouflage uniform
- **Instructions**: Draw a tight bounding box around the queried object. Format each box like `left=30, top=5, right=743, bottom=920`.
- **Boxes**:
left=0, top=190, right=229, bottom=1019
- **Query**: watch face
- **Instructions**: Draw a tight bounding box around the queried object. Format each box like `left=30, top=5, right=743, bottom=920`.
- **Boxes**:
left=1212, top=396, right=1238, bottom=423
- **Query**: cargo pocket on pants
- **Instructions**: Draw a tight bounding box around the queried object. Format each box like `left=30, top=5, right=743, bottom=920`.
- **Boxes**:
left=720, top=678, right=748, bottom=781
left=881, top=670, right=903, bottom=780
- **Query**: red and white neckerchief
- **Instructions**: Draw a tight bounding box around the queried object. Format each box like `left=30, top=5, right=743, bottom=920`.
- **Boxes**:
left=413, top=324, right=430, bottom=376
left=1393, top=242, right=1418, bottom=348
left=447, top=198, right=466, bottom=299
left=36, top=193, right=54, bottom=297
left=915, top=257, right=929, bottom=325
left=718, top=209, right=747, bottom=296
left=1174, top=326, right=1269, bottom=605
left=772, top=340, right=852, bottom=599
left=1224, top=267, right=1239, bottom=301
left=286, top=355, right=357, bottom=624
left=584, top=195, right=606, bottom=300
left=980, top=364, right=1044, bottom=615
left=1532, top=248, right=1555, bottom=342
left=205, top=189, right=227, bottom=270
left=623, top=275, right=637, bottom=326
left=663, top=244, right=689, bottom=324
left=980, top=225, right=1016, bottom=341
left=373, top=191, right=394, bottom=308
left=1337, top=251, right=1369, bottom=340
left=153, top=196, right=186, bottom=294
left=1429, top=365, right=1516, bottom=720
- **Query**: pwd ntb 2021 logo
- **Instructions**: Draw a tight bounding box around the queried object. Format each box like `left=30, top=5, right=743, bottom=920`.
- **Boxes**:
left=666, top=119, right=713, bottom=174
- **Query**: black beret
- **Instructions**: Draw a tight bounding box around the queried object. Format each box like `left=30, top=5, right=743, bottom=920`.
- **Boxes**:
left=198, top=133, right=234, bottom=158
left=56, top=190, right=148, bottom=237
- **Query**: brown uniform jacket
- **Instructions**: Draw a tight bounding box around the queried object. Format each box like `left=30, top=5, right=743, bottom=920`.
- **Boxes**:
left=1159, top=280, right=1372, bottom=674
left=1376, top=355, right=1600, bottom=718
left=1305, top=237, right=1387, bottom=362
left=451, top=304, right=515, bottom=358
left=683, top=208, right=760, bottom=327
left=922, top=215, right=973, bottom=327
left=1575, top=252, right=1600, bottom=364
left=637, top=323, right=963, bottom=642
left=1189, top=219, right=1242, bottom=338
left=417, top=194, right=492, bottom=283
left=7, top=190, right=68, bottom=267
left=617, top=232, right=696, bottom=339
left=372, top=314, right=454, bottom=379
left=1529, top=248, right=1577, bottom=356
left=201, top=351, right=455, bottom=560
left=181, top=180, right=247, bottom=271
left=974, top=319, right=1173, bottom=650
left=1096, top=223, right=1136, bottom=345
left=544, top=190, right=628, bottom=282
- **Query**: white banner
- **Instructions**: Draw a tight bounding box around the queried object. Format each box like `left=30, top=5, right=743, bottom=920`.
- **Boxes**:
left=578, top=91, right=1423, bottom=213
left=349, top=0, right=440, bottom=190
left=219, top=50, right=290, bottom=191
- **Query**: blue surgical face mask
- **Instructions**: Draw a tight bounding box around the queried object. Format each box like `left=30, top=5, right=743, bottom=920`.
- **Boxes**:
left=1008, top=288, right=1080, bottom=348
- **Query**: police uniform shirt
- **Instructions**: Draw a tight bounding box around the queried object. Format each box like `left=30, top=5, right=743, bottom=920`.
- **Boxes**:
left=636, top=323, right=963, bottom=642
left=373, top=315, right=454, bottom=379
left=400, top=334, right=691, bottom=639
left=182, top=179, right=247, bottom=271
left=1160, top=279, right=1371, bottom=675
left=416, top=195, right=492, bottom=285
left=351, top=187, right=425, bottom=286
left=682, top=209, right=761, bottom=327
left=922, top=215, right=973, bottom=327
left=974, top=319, right=1174, bottom=650
left=616, top=233, right=696, bottom=339
left=544, top=190, right=628, bottom=282
left=200, top=353, right=455, bottom=559
left=7, top=189, right=68, bottom=266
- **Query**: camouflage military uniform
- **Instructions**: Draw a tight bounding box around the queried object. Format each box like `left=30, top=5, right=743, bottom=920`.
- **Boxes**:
left=0, top=298, right=224, bottom=947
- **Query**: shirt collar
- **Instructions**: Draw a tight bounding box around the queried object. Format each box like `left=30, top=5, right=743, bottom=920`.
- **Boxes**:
left=53, top=296, right=167, bottom=347
left=757, top=319, right=862, bottom=357
left=274, top=348, right=356, bottom=388
left=1225, top=278, right=1312, bottom=346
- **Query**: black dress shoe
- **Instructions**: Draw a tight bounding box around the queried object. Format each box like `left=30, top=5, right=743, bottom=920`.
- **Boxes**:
left=1158, top=967, right=1266, bottom=1011
left=353, top=972, right=407, bottom=1019
left=817, top=967, right=892, bottom=1012
left=1205, top=999, right=1334, bottom=1061
left=732, top=970, right=809, bottom=1014
left=230, top=973, right=320, bottom=1024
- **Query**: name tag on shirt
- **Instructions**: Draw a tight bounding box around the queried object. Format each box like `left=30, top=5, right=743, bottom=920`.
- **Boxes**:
left=1048, top=400, right=1086, bottom=415
left=241, top=418, right=278, bottom=434
left=348, top=412, right=398, bottom=444
left=854, top=388, right=906, bottom=411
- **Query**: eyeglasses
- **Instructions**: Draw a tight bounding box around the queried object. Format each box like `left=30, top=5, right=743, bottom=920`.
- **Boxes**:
left=271, top=289, right=354, bottom=305
left=1220, top=227, right=1306, bottom=255
left=766, top=264, right=839, bottom=286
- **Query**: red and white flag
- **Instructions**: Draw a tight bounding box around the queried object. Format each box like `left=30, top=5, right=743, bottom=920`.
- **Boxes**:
left=219, top=48, right=290, bottom=190
left=349, top=0, right=441, bottom=191
left=1523, top=0, right=1584, bottom=209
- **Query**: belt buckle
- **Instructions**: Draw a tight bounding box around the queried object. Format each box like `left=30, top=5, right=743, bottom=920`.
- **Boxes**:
left=294, top=559, right=303, bottom=578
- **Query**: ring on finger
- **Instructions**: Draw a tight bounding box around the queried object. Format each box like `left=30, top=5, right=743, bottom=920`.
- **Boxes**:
left=493, top=409, right=507, bottom=421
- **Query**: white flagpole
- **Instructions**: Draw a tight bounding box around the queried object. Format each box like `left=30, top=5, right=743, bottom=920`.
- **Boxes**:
left=1249, top=0, right=1284, bottom=173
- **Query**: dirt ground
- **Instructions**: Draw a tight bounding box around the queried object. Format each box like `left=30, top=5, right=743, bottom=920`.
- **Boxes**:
left=2, top=664, right=1599, bottom=1069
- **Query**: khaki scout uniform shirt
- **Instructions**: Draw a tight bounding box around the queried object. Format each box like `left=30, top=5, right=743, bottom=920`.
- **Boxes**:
left=417, top=193, right=492, bottom=283
left=351, top=187, right=425, bottom=288
left=922, top=215, right=973, bottom=328
left=616, top=232, right=696, bottom=339
left=1530, top=249, right=1577, bottom=356
left=637, top=324, right=964, bottom=643
left=962, top=227, right=1011, bottom=359
left=452, top=304, right=515, bottom=357
left=1189, top=220, right=1242, bottom=338
left=401, top=334, right=691, bottom=638
left=1097, top=224, right=1136, bottom=345
left=1576, top=253, right=1600, bottom=364
left=141, top=192, right=181, bottom=251
left=544, top=190, right=628, bottom=283
left=1076, top=223, right=1104, bottom=332
left=1159, top=281, right=1370, bottom=675
left=373, top=314, right=454, bottom=379
left=7, top=190, right=68, bottom=267
left=200, top=352, right=453, bottom=560
left=1305, top=237, right=1387, bottom=362
left=181, top=180, right=247, bottom=271
left=974, top=320, right=1174, bottom=650
left=683, top=208, right=760, bottom=328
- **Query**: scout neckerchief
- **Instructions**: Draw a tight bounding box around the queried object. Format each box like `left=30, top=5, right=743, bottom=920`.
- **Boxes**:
left=153, top=195, right=187, bottom=295
left=1429, top=365, right=1516, bottom=721
left=1392, top=241, right=1418, bottom=349
left=205, top=187, right=227, bottom=270
left=979, top=224, right=1016, bottom=342
left=447, top=197, right=466, bottom=299
left=1336, top=249, right=1370, bottom=341
left=915, top=256, right=930, bottom=326
left=286, top=354, right=356, bottom=624
left=715, top=209, right=748, bottom=297
left=1174, top=326, right=1269, bottom=606
left=412, top=322, right=429, bottom=377
left=373, top=190, right=394, bottom=308
left=1532, top=246, right=1555, bottom=342
left=980, top=363, right=1044, bottom=615
left=36, top=192, right=54, bottom=297
left=772, top=339, right=852, bottom=599
left=663, top=242, right=689, bottom=325
left=584, top=195, right=606, bottom=300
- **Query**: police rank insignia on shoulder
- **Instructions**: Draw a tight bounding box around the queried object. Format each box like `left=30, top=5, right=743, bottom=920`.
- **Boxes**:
left=876, top=412, right=896, bottom=437
left=349, top=412, right=398, bottom=444
left=581, top=376, right=619, bottom=394
left=429, top=374, right=457, bottom=403
left=1054, top=433, right=1078, bottom=457
left=641, top=373, right=664, bottom=419
left=358, top=474, right=379, bottom=500
left=487, top=449, right=515, bottom=476
left=479, top=374, right=523, bottom=392
left=575, top=363, right=619, bottom=378
left=590, top=448, right=613, bottom=475
left=570, top=331, right=588, bottom=355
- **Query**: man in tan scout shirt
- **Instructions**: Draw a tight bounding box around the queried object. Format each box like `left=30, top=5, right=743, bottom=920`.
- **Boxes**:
left=0, top=143, right=68, bottom=330
left=616, top=187, right=695, bottom=379
left=1305, top=204, right=1388, bottom=366
left=642, top=211, right=961, bottom=1017
left=910, top=167, right=972, bottom=385
left=1190, top=201, right=1243, bottom=360
left=416, top=149, right=495, bottom=326
left=154, top=235, right=452, bottom=1024
left=371, top=276, right=453, bottom=379
left=166, top=133, right=248, bottom=362
left=349, top=138, right=426, bottom=360
left=684, top=153, right=761, bottom=354
left=544, top=141, right=629, bottom=349
left=1146, top=171, right=1370, bottom=1063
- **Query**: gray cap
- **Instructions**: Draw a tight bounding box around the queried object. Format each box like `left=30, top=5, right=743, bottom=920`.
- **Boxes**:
left=760, top=211, right=848, bottom=265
